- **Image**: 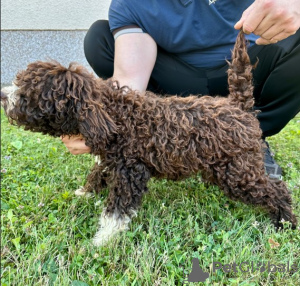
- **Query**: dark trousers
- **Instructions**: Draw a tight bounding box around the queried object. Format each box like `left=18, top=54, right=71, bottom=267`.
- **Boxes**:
left=84, top=20, right=300, bottom=137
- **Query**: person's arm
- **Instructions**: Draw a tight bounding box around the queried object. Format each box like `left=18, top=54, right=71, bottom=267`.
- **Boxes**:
left=235, top=0, right=300, bottom=45
left=62, top=32, right=157, bottom=155
left=113, top=32, right=157, bottom=91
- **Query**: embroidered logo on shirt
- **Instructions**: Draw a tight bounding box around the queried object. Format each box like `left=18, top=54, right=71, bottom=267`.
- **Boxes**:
left=209, top=0, right=218, bottom=4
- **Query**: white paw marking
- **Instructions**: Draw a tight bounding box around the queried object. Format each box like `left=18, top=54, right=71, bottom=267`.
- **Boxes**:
left=74, top=187, right=93, bottom=197
left=92, top=208, right=136, bottom=246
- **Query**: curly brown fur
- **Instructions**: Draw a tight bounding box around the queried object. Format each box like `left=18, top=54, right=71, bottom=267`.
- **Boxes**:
left=227, top=30, right=256, bottom=112
left=83, top=162, right=108, bottom=193
left=1, top=32, right=297, bottom=244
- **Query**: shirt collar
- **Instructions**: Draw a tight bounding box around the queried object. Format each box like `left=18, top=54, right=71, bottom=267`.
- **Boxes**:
left=179, top=0, right=193, bottom=7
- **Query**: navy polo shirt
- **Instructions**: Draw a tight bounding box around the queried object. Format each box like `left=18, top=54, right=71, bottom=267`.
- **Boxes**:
left=109, top=0, right=259, bottom=68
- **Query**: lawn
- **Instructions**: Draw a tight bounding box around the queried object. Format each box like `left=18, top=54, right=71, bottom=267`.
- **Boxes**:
left=1, top=109, right=299, bottom=286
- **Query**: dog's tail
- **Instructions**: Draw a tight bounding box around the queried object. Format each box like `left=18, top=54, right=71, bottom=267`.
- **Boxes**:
left=227, top=31, right=256, bottom=112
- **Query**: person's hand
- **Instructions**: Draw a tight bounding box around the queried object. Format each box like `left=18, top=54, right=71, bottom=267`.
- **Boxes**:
left=235, top=0, right=300, bottom=45
left=60, top=135, right=91, bottom=155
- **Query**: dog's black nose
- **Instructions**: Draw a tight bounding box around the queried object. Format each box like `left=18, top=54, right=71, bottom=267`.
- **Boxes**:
left=1, top=90, right=8, bottom=101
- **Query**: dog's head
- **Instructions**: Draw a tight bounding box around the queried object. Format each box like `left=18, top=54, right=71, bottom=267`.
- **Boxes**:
left=1, top=61, right=117, bottom=153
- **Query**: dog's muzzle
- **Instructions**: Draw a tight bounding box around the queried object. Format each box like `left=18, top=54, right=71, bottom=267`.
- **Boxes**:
left=1, top=85, right=19, bottom=113
left=1, top=89, right=8, bottom=111
left=1, top=90, right=8, bottom=102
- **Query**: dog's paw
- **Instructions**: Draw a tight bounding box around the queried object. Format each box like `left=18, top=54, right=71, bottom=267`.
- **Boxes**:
left=271, top=207, right=297, bottom=230
left=74, top=187, right=94, bottom=198
left=92, top=229, right=115, bottom=247
left=92, top=209, right=132, bottom=247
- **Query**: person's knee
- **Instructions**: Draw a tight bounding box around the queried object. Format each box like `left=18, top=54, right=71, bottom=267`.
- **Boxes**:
left=84, top=20, right=114, bottom=78
left=87, top=20, right=110, bottom=37
left=84, top=20, right=110, bottom=57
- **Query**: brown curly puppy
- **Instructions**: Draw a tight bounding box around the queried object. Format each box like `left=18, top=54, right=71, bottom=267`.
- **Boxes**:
left=1, top=32, right=297, bottom=246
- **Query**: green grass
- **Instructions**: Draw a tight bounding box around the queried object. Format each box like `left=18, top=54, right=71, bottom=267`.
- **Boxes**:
left=1, top=109, right=299, bottom=286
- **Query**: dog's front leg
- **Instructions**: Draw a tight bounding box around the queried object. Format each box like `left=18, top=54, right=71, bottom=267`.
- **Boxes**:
left=93, top=161, right=150, bottom=246
left=75, top=160, right=109, bottom=197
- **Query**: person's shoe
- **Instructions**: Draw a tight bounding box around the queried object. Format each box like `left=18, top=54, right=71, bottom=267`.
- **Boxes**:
left=263, top=140, right=283, bottom=180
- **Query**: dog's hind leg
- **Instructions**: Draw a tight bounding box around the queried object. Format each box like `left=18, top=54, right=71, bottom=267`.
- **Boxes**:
left=251, top=177, right=297, bottom=229
left=213, top=155, right=297, bottom=229
left=93, top=160, right=150, bottom=246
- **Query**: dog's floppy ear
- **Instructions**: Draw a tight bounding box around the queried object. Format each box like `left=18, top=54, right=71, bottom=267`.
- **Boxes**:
left=65, top=65, right=117, bottom=153
left=46, top=62, right=117, bottom=152
left=77, top=99, right=117, bottom=154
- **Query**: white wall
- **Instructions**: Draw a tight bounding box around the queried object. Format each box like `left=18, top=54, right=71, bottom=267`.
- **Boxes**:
left=1, top=0, right=111, bottom=30
left=1, top=0, right=111, bottom=84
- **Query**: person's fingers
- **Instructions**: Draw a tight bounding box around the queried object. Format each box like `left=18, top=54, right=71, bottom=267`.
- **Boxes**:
left=235, top=0, right=300, bottom=45
left=259, top=24, right=283, bottom=41
left=69, top=148, right=90, bottom=155
left=254, top=10, right=298, bottom=40
left=255, top=37, right=276, bottom=45
left=234, top=3, right=255, bottom=31
left=66, top=144, right=91, bottom=155
left=270, top=30, right=297, bottom=42
left=234, top=2, right=266, bottom=34
left=60, top=134, right=79, bottom=142
left=252, top=14, right=281, bottom=37
left=60, top=134, right=91, bottom=154
left=241, top=9, right=266, bottom=34
left=256, top=29, right=297, bottom=45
